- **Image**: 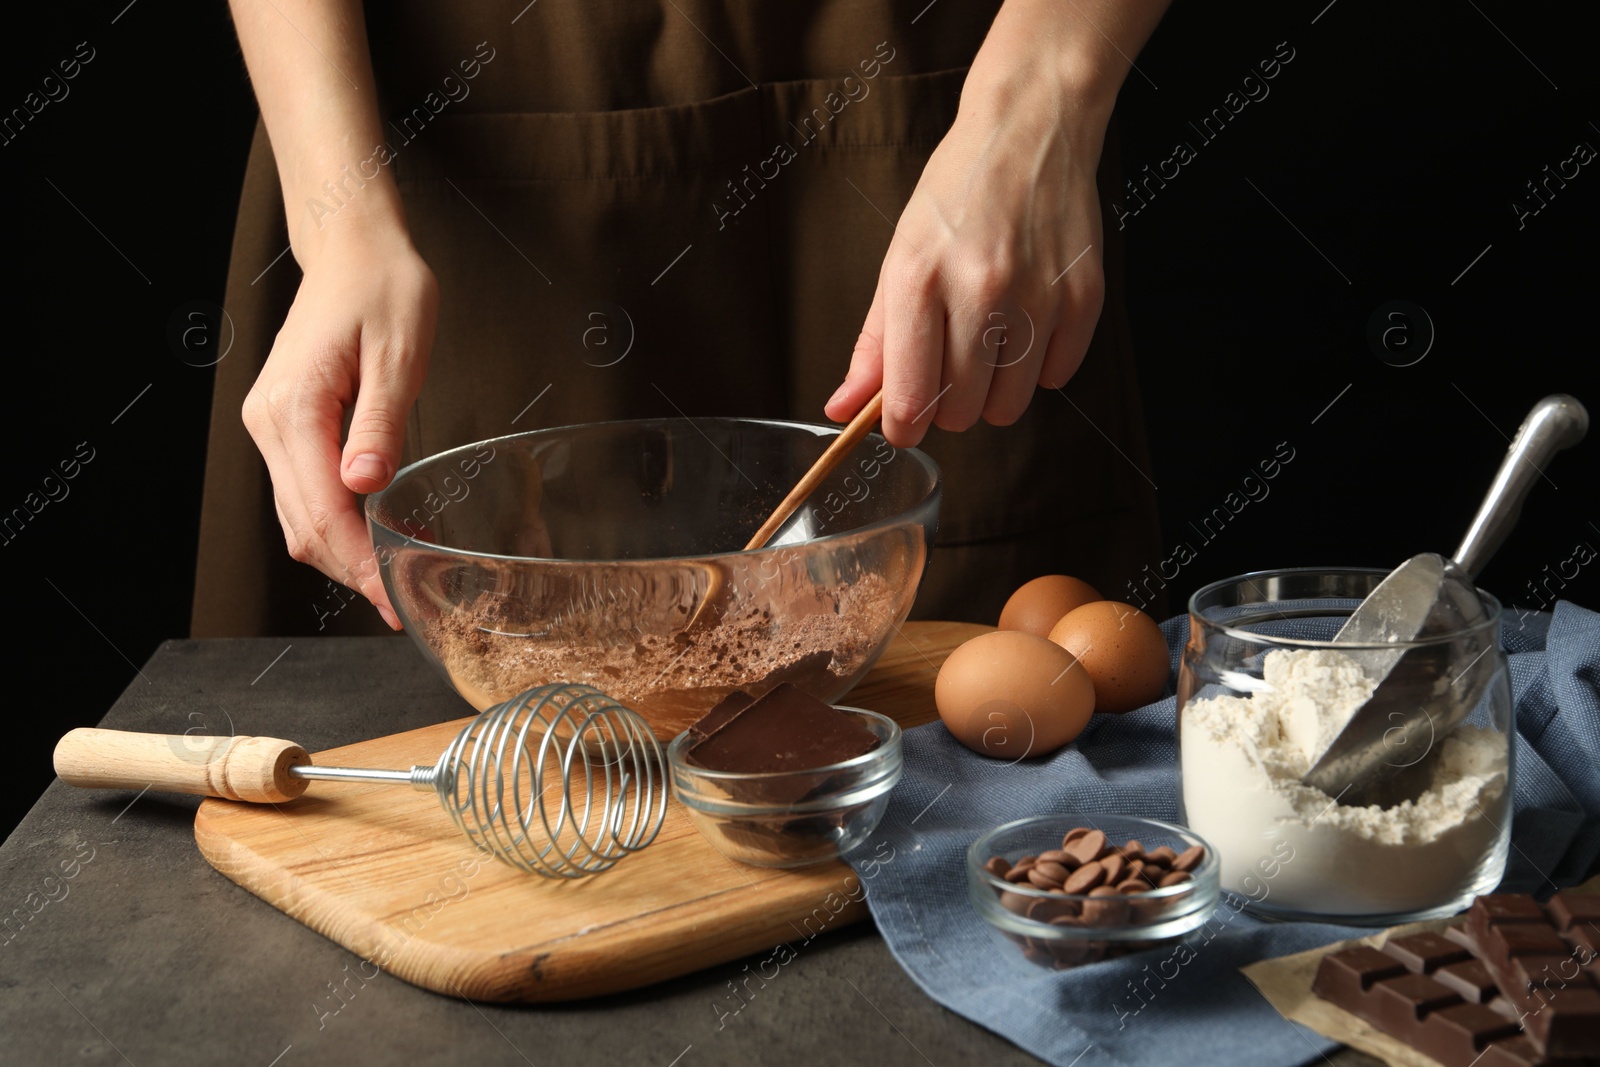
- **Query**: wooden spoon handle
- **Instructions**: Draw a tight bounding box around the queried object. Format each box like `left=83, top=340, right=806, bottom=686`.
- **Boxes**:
left=744, top=389, right=885, bottom=551
left=53, top=728, right=311, bottom=804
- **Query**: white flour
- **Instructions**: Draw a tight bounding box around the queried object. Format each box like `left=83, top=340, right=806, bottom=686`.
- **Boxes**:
left=1180, top=648, right=1508, bottom=916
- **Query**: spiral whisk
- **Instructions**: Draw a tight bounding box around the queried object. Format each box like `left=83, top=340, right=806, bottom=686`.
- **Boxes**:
left=433, top=683, right=665, bottom=877
left=54, top=683, right=668, bottom=879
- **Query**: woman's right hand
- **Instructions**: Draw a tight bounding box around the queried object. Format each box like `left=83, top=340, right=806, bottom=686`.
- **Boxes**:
left=241, top=221, right=438, bottom=629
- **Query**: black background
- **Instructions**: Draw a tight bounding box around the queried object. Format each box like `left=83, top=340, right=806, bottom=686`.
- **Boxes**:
left=1, top=0, right=1595, bottom=836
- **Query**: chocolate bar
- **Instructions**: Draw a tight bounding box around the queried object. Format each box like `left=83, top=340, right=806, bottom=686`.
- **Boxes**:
left=1463, top=892, right=1600, bottom=1058
left=1312, top=934, right=1561, bottom=1067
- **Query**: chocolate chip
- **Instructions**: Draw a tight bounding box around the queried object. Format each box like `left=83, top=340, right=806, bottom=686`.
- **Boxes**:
left=1028, top=896, right=1080, bottom=923
left=1100, top=853, right=1126, bottom=884
left=1062, top=860, right=1107, bottom=895
left=1146, top=845, right=1179, bottom=866
left=1061, top=827, right=1091, bottom=847
left=1064, top=829, right=1108, bottom=866
left=1157, top=870, right=1191, bottom=888
left=983, top=856, right=1011, bottom=879
left=1084, top=885, right=1131, bottom=926
left=1003, top=863, right=1036, bottom=884
left=1036, top=849, right=1078, bottom=868
left=1000, top=891, right=1033, bottom=915
left=1028, top=862, right=1070, bottom=889
left=1021, top=939, right=1055, bottom=965
left=1121, top=839, right=1146, bottom=862
left=1172, top=844, right=1207, bottom=873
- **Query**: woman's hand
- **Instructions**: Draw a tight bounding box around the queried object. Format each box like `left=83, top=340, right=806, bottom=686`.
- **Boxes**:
left=241, top=222, right=438, bottom=628
left=230, top=0, right=439, bottom=628
left=825, top=0, right=1169, bottom=447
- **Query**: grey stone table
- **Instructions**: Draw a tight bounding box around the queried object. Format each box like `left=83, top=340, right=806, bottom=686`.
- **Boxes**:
left=0, top=639, right=1380, bottom=1067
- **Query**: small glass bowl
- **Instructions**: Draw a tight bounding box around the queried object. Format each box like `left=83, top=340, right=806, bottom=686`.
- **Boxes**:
left=668, top=707, right=902, bottom=868
left=968, top=814, right=1220, bottom=970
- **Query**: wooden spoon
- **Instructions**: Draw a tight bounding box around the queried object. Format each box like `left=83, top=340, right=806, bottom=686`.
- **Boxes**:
left=684, top=389, right=885, bottom=632
left=744, top=389, right=885, bottom=551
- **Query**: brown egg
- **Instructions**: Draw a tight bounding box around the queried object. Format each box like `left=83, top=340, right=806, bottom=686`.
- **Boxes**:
left=935, top=631, right=1096, bottom=759
left=998, top=575, right=1104, bottom=637
left=1047, top=602, right=1169, bottom=714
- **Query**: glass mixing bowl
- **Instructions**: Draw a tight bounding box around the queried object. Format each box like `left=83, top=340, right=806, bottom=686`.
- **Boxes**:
left=366, top=418, right=941, bottom=736
left=1176, top=567, right=1512, bottom=925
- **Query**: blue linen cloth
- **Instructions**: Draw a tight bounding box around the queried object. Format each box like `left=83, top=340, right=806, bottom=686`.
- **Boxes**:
left=844, top=601, right=1600, bottom=1067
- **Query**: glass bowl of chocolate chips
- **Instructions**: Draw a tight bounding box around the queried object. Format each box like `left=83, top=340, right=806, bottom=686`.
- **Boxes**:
left=366, top=418, right=940, bottom=737
left=969, top=814, right=1220, bottom=970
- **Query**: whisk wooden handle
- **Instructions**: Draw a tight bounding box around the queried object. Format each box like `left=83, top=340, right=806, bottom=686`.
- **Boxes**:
left=53, top=728, right=310, bottom=804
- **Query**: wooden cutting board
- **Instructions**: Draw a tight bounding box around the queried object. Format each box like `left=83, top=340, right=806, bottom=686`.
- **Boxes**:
left=193, top=620, right=985, bottom=1002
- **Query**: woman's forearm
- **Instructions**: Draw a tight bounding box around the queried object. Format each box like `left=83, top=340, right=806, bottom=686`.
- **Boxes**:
left=228, top=0, right=406, bottom=265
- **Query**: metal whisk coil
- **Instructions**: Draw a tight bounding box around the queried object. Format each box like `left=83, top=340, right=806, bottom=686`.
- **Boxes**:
left=432, top=683, right=666, bottom=877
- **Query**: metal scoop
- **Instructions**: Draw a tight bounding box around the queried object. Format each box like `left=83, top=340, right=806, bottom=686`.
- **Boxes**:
left=1302, top=394, right=1589, bottom=800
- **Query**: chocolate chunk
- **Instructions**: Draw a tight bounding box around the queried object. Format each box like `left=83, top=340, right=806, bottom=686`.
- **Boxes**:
left=758, top=649, right=838, bottom=689
left=1475, top=894, right=1547, bottom=925
left=1476, top=1035, right=1564, bottom=1067
left=1387, top=932, right=1474, bottom=975
left=1549, top=893, right=1600, bottom=934
left=686, top=690, right=756, bottom=743
left=1464, top=892, right=1600, bottom=1058
left=1370, top=973, right=1464, bottom=1029
left=684, top=683, right=881, bottom=803
left=1315, top=946, right=1410, bottom=998
left=1435, top=960, right=1499, bottom=1005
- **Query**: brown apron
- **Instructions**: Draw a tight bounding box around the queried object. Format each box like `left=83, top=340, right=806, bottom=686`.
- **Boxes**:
left=192, top=0, right=1164, bottom=638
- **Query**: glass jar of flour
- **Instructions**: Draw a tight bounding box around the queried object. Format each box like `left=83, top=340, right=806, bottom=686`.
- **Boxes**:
left=1176, top=567, right=1512, bottom=925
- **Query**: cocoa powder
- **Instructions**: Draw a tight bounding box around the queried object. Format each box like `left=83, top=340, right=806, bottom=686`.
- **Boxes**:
left=422, top=571, right=898, bottom=735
